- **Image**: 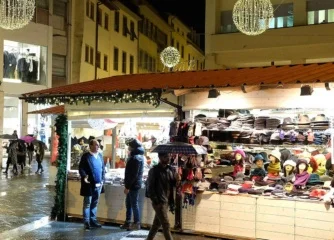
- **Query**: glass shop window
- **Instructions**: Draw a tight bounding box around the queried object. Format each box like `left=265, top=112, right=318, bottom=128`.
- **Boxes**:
left=307, top=0, right=334, bottom=24
left=3, top=40, right=47, bottom=86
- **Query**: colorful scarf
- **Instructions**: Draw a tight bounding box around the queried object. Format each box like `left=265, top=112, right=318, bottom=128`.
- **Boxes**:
left=294, top=171, right=310, bottom=186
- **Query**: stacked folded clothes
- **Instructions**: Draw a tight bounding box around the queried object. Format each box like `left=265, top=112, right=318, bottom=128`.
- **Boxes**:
left=314, top=132, right=329, bottom=145
left=266, top=118, right=281, bottom=129
left=255, top=116, right=268, bottom=130
left=239, top=115, right=255, bottom=129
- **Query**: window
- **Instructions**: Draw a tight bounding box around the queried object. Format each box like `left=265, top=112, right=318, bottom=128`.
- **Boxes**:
left=104, top=13, right=109, bottom=30
left=54, top=1, right=66, bottom=17
left=3, top=40, right=47, bottom=85
left=96, top=51, right=101, bottom=68
left=90, top=2, right=94, bottom=20
left=176, top=42, right=179, bottom=50
left=269, top=3, right=294, bottom=29
left=144, top=52, right=148, bottom=70
left=139, top=49, right=143, bottom=68
left=148, top=56, right=152, bottom=71
left=181, top=46, right=184, bottom=58
left=171, top=38, right=174, bottom=46
left=123, top=16, right=128, bottom=36
left=220, top=11, right=238, bottom=33
left=130, top=21, right=135, bottom=41
left=177, top=27, right=179, bottom=32
left=307, top=0, right=334, bottom=24
left=86, top=0, right=90, bottom=17
left=113, top=47, right=119, bottom=71
left=130, top=55, right=134, bottom=74
left=85, top=45, right=89, bottom=62
left=152, top=58, right=156, bottom=72
left=52, top=54, right=66, bottom=77
left=103, top=55, right=108, bottom=71
left=36, top=0, right=49, bottom=9
left=89, top=47, right=94, bottom=64
left=122, top=51, right=127, bottom=73
left=97, top=7, right=102, bottom=26
left=114, top=11, right=120, bottom=32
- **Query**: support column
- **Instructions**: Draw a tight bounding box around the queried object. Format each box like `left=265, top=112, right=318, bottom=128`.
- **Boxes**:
left=67, top=121, right=72, bottom=171
left=0, top=91, right=4, bottom=169
left=21, top=100, right=28, bottom=137
left=112, top=127, right=117, bottom=169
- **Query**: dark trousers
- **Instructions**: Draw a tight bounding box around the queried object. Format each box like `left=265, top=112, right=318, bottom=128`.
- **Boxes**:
left=125, top=189, right=140, bottom=224
left=147, top=203, right=173, bottom=240
left=36, top=154, right=43, bottom=172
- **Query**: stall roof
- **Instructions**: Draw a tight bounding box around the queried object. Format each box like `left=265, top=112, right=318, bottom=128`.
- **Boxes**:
left=21, top=62, right=334, bottom=98
left=27, top=105, right=65, bottom=115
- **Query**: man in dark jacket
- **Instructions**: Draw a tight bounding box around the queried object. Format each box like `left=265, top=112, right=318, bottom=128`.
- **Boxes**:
left=121, top=138, right=144, bottom=231
left=146, top=152, right=178, bottom=240
left=79, top=139, right=105, bottom=230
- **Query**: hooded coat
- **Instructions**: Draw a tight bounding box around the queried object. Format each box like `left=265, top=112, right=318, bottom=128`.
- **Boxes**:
left=124, top=146, right=145, bottom=190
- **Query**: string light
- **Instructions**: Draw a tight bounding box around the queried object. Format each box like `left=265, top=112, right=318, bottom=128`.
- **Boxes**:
left=0, top=0, right=35, bottom=30
left=160, top=46, right=181, bottom=68
left=23, top=91, right=162, bottom=107
left=233, top=0, right=274, bottom=36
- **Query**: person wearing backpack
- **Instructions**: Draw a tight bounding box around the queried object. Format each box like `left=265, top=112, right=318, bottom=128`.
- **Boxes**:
left=146, top=152, right=179, bottom=240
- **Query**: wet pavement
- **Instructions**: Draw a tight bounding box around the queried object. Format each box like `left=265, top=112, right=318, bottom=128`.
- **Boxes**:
left=0, top=157, right=218, bottom=240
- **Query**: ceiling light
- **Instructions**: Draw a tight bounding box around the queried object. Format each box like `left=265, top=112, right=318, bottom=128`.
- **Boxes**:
left=300, top=85, right=313, bottom=96
left=208, top=89, right=220, bottom=98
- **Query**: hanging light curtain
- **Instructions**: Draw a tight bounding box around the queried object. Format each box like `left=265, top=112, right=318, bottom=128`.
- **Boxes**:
left=233, top=0, right=274, bottom=36
left=0, top=0, right=35, bottom=30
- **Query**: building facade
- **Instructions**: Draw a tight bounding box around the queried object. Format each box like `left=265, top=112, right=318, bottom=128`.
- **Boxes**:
left=71, top=0, right=140, bottom=84
left=205, top=0, right=334, bottom=69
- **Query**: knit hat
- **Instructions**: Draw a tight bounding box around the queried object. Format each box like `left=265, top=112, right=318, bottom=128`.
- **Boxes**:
left=234, top=149, right=246, bottom=159
left=296, top=159, right=309, bottom=173
left=253, top=154, right=264, bottom=163
left=269, top=150, right=281, bottom=161
left=313, top=154, right=327, bottom=166
left=283, top=160, right=296, bottom=168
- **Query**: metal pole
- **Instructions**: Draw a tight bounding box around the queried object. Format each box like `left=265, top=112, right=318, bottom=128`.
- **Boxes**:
left=112, top=127, right=117, bottom=169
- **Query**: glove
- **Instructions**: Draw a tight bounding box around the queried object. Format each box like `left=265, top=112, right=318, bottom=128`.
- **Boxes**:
left=169, top=203, right=175, bottom=214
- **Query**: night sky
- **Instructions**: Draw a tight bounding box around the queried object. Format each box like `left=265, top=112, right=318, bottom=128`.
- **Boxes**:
left=148, top=0, right=206, bottom=48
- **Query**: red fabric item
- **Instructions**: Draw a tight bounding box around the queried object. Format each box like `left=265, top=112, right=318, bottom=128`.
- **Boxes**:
left=194, top=168, right=202, bottom=180
left=309, top=157, right=318, bottom=173
left=187, top=169, right=194, bottom=181
left=233, top=164, right=244, bottom=177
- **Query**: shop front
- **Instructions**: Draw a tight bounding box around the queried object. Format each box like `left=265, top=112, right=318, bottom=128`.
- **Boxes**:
left=176, top=87, right=334, bottom=240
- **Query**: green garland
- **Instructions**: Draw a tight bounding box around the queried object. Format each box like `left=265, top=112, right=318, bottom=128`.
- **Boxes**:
left=24, top=91, right=162, bottom=107
left=51, top=114, right=68, bottom=221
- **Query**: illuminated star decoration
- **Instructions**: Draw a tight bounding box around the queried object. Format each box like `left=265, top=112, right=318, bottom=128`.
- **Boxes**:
left=160, top=46, right=181, bottom=68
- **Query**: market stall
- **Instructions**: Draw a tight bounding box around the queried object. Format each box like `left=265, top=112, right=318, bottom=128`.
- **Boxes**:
left=19, top=62, right=334, bottom=239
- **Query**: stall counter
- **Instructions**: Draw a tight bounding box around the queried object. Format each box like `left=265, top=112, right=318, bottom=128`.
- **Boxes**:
left=182, top=191, right=334, bottom=240
left=66, top=180, right=175, bottom=227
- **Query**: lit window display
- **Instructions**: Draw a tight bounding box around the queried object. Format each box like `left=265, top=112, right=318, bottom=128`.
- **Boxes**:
left=3, top=40, right=47, bottom=85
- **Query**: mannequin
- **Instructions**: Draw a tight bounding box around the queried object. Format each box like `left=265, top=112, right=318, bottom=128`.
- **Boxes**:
left=232, top=149, right=245, bottom=177
left=313, top=154, right=327, bottom=176
left=294, top=159, right=310, bottom=189
left=250, top=154, right=266, bottom=181
left=282, top=160, right=296, bottom=183
left=267, top=150, right=281, bottom=179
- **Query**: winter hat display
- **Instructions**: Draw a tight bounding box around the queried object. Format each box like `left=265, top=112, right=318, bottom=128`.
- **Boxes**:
left=269, top=150, right=281, bottom=161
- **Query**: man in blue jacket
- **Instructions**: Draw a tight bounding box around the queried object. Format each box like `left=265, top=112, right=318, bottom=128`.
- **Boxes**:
left=121, top=138, right=144, bottom=231
left=79, top=139, right=105, bottom=230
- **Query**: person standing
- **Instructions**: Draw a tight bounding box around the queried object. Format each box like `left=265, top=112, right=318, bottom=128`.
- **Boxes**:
left=79, top=139, right=105, bottom=230
left=35, top=142, right=45, bottom=174
left=17, top=140, right=26, bottom=173
left=120, top=138, right=145, bottom=231
left=27, top=142, right=34, bottom=168
left=12, top=130, right=18, bottom=139
left=3, top=141, right=18, bottom=175
left=146, top=152, right=178, bottom=240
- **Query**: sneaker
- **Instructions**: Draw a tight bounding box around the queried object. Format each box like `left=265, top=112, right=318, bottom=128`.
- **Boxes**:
left=84, top=222, right=91, bottom=230
left=35, top=171, right=39, bottom=174
left=120, top=222, right=131, bottom=231
left=90, top=221, right=102, bottom=228
left=132, top=222, right=141, bottom=230
left=41, top=169, right=44, bottom=173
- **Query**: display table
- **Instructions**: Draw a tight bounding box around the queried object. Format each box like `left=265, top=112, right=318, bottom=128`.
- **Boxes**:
left=66, top=180, right=175, bottom=227
left=182, top=191, right=334, bottom=240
